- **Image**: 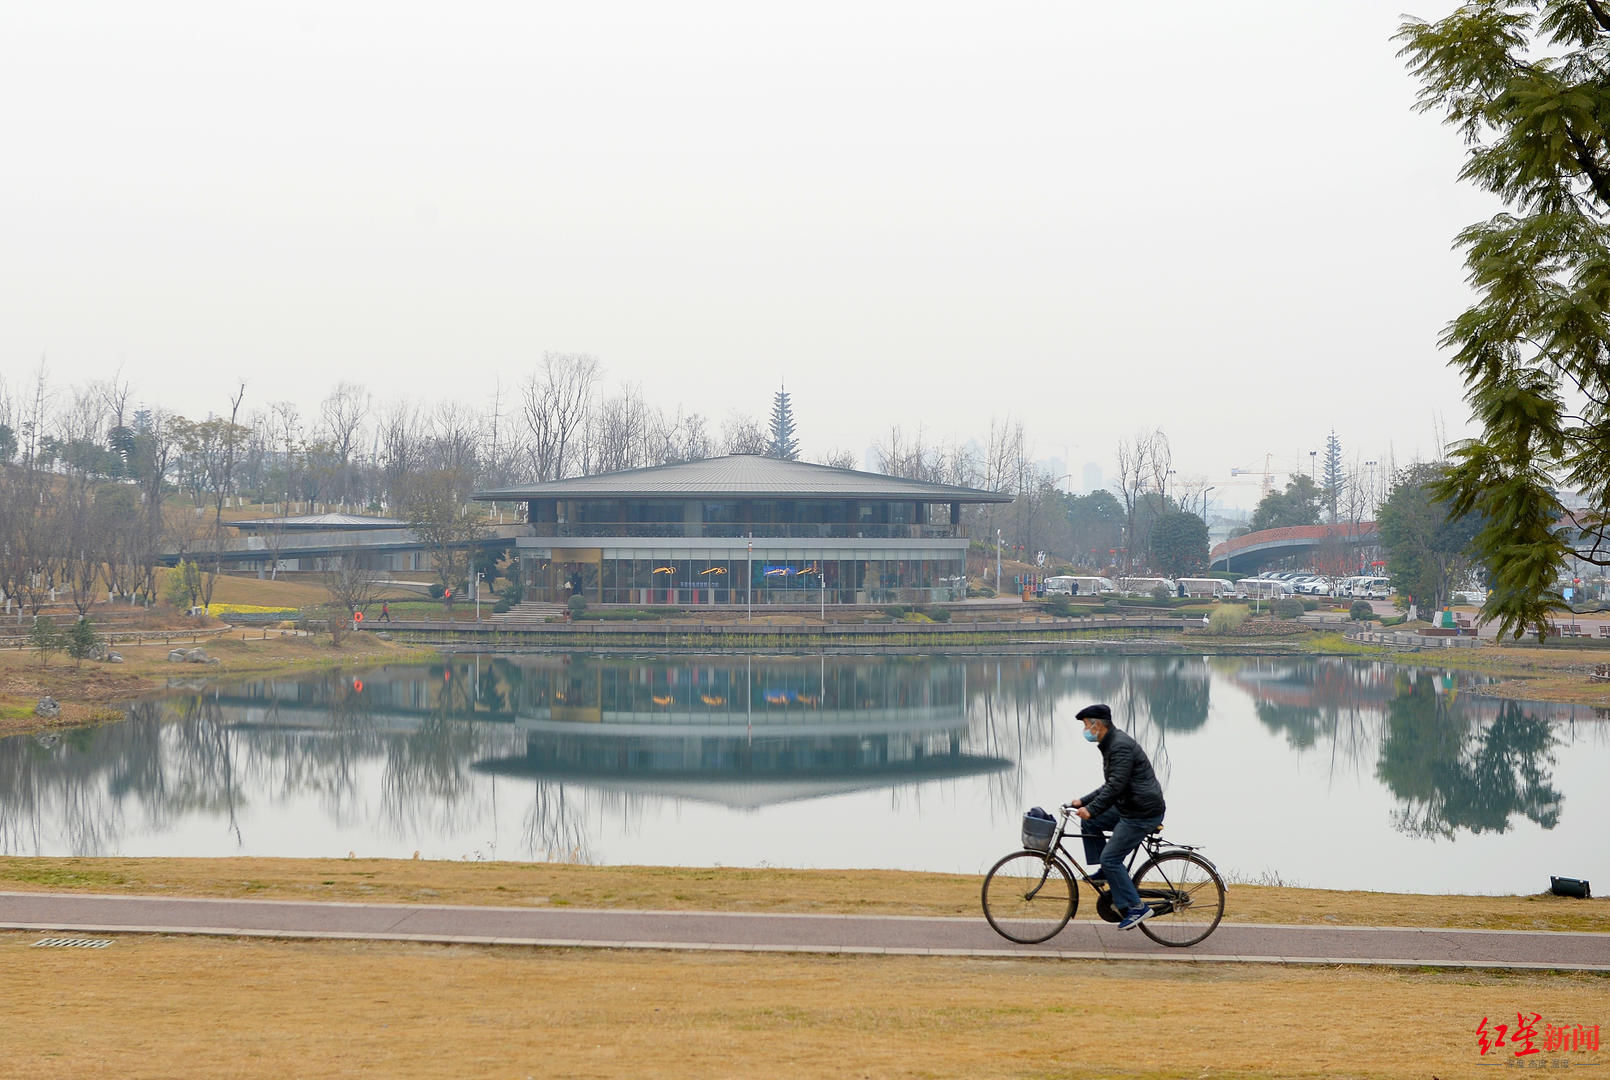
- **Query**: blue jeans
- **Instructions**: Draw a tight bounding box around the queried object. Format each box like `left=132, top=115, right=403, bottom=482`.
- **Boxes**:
left=1081, top=807, right=1164, bottom=913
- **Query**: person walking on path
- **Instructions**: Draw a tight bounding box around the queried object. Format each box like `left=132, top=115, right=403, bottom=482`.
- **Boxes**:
left=380, top=602, right=390, bottom=622
left=1069, top=702, right=1167, bottom=931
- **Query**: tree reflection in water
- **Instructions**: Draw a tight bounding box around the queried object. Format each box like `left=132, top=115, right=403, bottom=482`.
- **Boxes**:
left=0, top=654, right=1588, bottom=862
left=962, top=654, right=1213, bottom=817
left=1375, top=672, right=1562, bottom=838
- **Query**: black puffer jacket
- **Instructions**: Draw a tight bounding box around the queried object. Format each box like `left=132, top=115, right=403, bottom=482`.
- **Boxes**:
left=1080, top=725, right=1166, bottom=820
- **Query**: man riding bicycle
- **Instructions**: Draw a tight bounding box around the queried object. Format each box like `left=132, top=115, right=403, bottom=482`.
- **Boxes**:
left=1070, top=703, right=1166, bottom=931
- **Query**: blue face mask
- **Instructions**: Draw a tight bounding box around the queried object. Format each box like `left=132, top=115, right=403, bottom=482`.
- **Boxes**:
left=1083, top=728, right=1099, bottom=743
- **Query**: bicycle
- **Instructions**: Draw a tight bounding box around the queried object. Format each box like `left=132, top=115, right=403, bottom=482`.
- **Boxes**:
left=981, top=805, right=1226, bottom=947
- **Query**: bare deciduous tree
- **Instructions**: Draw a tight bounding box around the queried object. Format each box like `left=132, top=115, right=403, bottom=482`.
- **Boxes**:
left=398, top=467, right=484, bottom=614
left=522, top=352, right=599, bottom=481
left=323, top=541, right=379, bottom=644
left=720, top=412, right=770, bottom=455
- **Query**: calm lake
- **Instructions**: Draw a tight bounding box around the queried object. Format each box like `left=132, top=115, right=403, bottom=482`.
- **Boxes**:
left=3, top=652, right=1606, bottom=895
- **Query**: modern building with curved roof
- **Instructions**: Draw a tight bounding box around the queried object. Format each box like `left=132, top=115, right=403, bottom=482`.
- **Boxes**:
left=474, top=454, right=1011, bottom=608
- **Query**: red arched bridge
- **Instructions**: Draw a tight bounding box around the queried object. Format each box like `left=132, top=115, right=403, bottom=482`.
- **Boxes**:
left=1209, top=522, right=1380, bottom=574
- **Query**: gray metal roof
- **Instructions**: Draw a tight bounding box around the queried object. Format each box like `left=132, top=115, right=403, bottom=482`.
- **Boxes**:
left=473, top=455, right=1012, bottom=503
left=230, top=513, right=404, bottom=531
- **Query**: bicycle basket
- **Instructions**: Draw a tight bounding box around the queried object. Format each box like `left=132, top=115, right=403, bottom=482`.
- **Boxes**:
left=1021, top=811, right=1057, bottom=852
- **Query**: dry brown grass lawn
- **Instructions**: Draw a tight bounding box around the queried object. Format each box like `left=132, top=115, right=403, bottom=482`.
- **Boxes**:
left=200, top=571, right=337, bottom=607
left=3, top=857, right=1607, bottom=934
left=2, top=931, right=1603, bottom=1079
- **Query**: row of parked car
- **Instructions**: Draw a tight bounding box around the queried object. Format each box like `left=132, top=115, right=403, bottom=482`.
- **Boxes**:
left=1041, top=573, right=1393, bottom=601
left=1249, top=571, right=1393, bottom=599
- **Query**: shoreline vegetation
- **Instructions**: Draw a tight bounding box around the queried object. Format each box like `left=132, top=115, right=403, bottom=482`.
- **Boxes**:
left=2, top=600, right=1608, bottom=739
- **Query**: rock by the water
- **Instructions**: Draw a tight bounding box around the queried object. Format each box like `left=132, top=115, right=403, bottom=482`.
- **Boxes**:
left=105, top=652, right=123, bottom=663
left=35, top=696, right=61, bottom=719
left=184, top=648, right=211, bottom=663
left=167, top=649, right=188, bottom=662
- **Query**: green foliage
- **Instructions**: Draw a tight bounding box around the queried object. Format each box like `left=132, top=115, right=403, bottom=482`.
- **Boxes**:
left=924, top=606, right=952, bottom=623
left=1397, top=6, right=1610, bottom=641
left=1250, top=475, right=1323, bottom=533
left=1149, top=510, right=1209, bottom=577
left=1064, top=489, right=1125, bottom=566
left=1207, top=605, right=1249, bottom=633
left=428, top=583, right=446, bottom=600
left=1271, top=597, right=1305, bottom=619
left=28, top=616, right=63, bottom=668
left=1105, top=596, right=1190, bottom=609
left=66, top=618, right=100, bottom=667
left=880, top=605, right=908, bottom=619
left=968, top=585, right=995, bottom=598
left=491, top=597, right=513, bottom=614
left=163, top=560, right=202, bottom=609
left=1150, top=584, right=1172, bottom=601
left=567, top=594, right=589, bottom=616
left=1350, top=600, right=1377, bottom=621
left=1377, top=462, right=1483, bottom=617
left=1301, top=598, right=1319, bottom=611
left=1322, top=431, right=1345, bottom=522
left=768, top=388, right=800, bottom=460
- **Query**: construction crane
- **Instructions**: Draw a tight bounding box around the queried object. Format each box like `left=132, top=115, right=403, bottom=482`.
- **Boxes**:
left=1230, top=454, right=1277, bottom=498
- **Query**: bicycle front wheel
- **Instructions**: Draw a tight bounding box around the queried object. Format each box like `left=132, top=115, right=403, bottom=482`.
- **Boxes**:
left=981, top=850, right=1077, bottom=944
left=1133, top=851, right=1225, bottom=947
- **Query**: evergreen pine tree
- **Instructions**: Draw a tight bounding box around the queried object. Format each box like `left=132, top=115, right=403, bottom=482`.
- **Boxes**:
left=1322, top=431, right=1345, bottom=523
left=768, top=387, right=799, bottom=460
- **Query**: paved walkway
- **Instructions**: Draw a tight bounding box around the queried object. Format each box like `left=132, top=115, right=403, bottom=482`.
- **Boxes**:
left=2, top=892, right=1606, bottom=972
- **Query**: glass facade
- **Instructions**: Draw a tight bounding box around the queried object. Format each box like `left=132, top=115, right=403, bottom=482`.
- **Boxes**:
left=526, top=497, right=961, bottom=539
left=521, top=544, right=966, bottom=607
left=505, top=485, right=989, bottom=608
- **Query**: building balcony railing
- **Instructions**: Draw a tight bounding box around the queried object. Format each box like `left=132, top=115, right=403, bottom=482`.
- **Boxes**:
left=527, top=523, right=963, bottom=540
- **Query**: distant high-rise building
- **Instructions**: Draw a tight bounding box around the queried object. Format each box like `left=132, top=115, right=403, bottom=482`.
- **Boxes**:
left=1082, top=461, right=1102, bottom=494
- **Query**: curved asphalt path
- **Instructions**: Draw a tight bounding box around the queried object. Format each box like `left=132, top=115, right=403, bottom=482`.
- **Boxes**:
left=2, top=891, right=1606, bottom=972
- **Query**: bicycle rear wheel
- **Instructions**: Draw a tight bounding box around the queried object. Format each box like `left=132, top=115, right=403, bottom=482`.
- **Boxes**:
left=981, top=850, right=1077, bottom=944
left=1132, top=851, right=1225, bottom=947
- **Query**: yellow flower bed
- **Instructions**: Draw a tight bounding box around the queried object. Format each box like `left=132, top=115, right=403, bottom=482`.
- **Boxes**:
left=207, top=603, right=300, bottom=616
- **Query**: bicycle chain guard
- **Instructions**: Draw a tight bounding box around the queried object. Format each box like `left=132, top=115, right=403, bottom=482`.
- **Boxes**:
left=1094, top=892, right=1120, bottom=923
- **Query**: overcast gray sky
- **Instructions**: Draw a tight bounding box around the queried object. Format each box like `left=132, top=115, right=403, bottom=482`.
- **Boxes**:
left=2, top=1, right=1490, bottom=507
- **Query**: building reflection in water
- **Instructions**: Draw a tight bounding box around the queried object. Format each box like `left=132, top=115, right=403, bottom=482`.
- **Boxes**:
left=0, top=653, right=1601, bottom=872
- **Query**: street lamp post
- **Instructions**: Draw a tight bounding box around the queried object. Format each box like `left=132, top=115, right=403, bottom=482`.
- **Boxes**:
left=996, top=529, right=1002, bottom=596
left=747, top=535, right=753, bottom=621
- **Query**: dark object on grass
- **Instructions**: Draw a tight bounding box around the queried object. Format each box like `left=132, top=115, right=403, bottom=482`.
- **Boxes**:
left=1550, top=876, right=1591, bottom=898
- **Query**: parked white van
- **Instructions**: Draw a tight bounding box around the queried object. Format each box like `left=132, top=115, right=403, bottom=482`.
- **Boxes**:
left=1236, top=577, right=1294, bottom=599
left=1359, top=576, right=1392, bottom=600
left=1115, top=576, right=1177, bottom=597
left=1176, top=577, right=1237, bottom=599
left=1050, top=575, right=1115, bottom=596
